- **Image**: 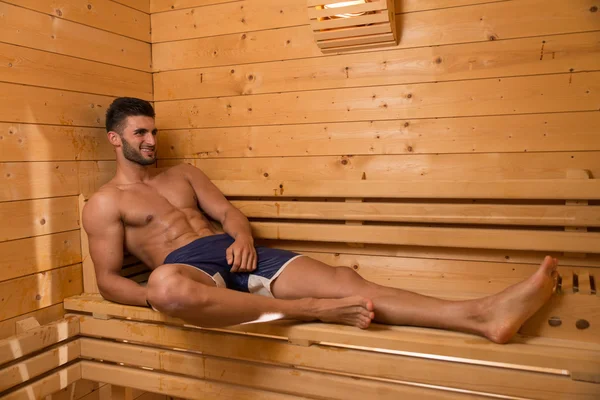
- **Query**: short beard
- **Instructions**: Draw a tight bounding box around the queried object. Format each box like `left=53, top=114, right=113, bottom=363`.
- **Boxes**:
left=121, top=136, right=156, bottom=166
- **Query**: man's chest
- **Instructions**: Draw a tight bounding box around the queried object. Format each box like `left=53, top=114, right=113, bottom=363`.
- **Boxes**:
left=118, top=175, right=199, bottom=225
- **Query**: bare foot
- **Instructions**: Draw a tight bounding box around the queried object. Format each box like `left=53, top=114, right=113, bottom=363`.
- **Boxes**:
left=310, top=296, right=374, bottom=329
left=479, top=256, right=558, bottom=344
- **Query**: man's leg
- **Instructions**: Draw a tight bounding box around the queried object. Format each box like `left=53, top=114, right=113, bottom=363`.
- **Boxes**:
left=271, top=256, right=558, bottom=343
left=146, top=263, right=373, bottom=328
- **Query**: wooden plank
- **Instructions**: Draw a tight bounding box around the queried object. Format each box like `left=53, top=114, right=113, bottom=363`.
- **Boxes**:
left=521, top=290, right=599, bottom=343
left=0, top=340, right=80, bottom=392
left=110, top=386, right=135, bottom=400
left=78, top=339, right=503, bottom=400
left=318, top=33, right=397, bottom=50
left=0, top=124, right=114, bottom=163
left=80, top=361, right=315, bottom=400
left=0, top=2, right=151, bottom=72
left=152, top=0, right=599, bottom=70
left=216, top=179, right=600, bottom=200
left=155, top=72, right=600, bottom=128
left=157, top=112, right=600, bottom=158
left=2, top=363, right=81, bottom=400
left=0, top=197, right=79, bottom=242
left=399, top=0, right=506, bottom=13
left=77, top=317, right=600, bottom=385
left=270, top=240, right=600, bottom=269
left=66, top=286, right=599, bottom=352
left=2, top=0, right=150, bottom=42
left=232, top=201, right=600, bottom=227
left=166, top=151, right=600, bottom=181
left=154, top=31, right=600, bottom=100
left=0, top=231, right=81, bottom=283
left=0, top=304, right=65, bottom=340
left=0, top=161, right=116, bottom=202
left=289, top=323, right=600, bottom=380
left=249, top=222, right=600, bottom=253
left=313, top=23, right=393, bottom=42
left=77, top=338, right=600, bottom=400
left=151, top=0, right=240, bottom=13
left=78, top=161, right=118, bottom=201
left=113, top=0, right=150, bottom=13
left=0, top=43, right=152, bottom=99
left=15, top=317, right=41, bottom=334
left=152, top=24, right=319, bottom=72
left=48, top=380, right=103, bottom=400
left=80, top=195, right=99, bottom=294
left=218, top=179, right=600, bottom=200
left=0, top=83, right=111, bottom=127
left=0, top=162, right=80, bottom=202
left=0, top=317, right=79, bottom=365
left=578, top=271, right=592, bottom=295
left=0, top=265, right=83, bottom=322
left=152, top=0, right=307, bottom=43
left=133, top=393, right=167, bottom=400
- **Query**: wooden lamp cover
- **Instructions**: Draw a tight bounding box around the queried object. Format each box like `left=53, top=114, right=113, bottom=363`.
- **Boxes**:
left=307, top=0, right=398, bottom=53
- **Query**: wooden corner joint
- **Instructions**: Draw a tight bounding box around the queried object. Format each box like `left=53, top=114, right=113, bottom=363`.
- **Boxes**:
left=92, top=313, right=111, bottom=320
left=15, top=317, right=41, bottom=334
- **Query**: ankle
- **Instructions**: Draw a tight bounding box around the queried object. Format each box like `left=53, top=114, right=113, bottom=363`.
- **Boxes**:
left=288, top=298, right=319, bottom=320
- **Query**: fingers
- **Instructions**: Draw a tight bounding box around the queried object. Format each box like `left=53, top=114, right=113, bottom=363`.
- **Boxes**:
left=240, top=250, right=249, bottom=272
left=228, top=243, right=258, bottom=273
left=238, top=248, right=258, bottom=272
left=226, top=246, right=234, bottom=266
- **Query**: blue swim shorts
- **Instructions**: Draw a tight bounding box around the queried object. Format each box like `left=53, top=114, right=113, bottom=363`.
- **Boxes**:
left=163, top=233, right=302, bottom=297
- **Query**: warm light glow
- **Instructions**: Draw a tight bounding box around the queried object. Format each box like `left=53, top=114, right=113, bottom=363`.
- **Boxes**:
left=323, top=0, right=368, bottom=18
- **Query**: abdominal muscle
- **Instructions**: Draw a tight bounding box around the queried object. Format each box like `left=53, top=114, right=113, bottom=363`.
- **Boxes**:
left=124, top=206, right=220, bottom=269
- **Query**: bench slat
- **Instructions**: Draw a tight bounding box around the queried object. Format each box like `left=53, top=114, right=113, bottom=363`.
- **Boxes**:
left=250, top=222, right=600, bottom=253
left=0, top=316, right=79, bottom=365
left=215, top=179, right=600, bottom=199
left=80, top=339, right=488, bottom=400
left=0, top=340, right=80, bottom=392
left=81, top=337, right=600, bottom=400
left=233, top=201, right=600, bottom=227
left=1, top=363, right=81, bottom=400
left=75, top=315, right=600, bottom=384
left=80, top=361, right=317, bottom=400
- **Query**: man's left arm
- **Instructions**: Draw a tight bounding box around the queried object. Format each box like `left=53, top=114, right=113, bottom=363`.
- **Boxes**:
left=181, top=163, right=257, bottom=272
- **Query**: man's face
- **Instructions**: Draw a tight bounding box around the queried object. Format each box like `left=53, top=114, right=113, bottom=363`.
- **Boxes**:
left=117, top=116, right=157, bottom=166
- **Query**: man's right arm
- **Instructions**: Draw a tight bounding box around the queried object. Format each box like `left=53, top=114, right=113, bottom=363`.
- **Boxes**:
left=82, top=191, right=149, bottom=307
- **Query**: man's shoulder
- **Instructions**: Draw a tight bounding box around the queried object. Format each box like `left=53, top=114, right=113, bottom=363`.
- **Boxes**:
left=84, top=185, right=122, bottom=218
left=157, top=163, right=199, bottom=179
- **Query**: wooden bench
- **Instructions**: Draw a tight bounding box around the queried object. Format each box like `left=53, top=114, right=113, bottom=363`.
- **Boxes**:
left=3, top=174, right=600, bottom=399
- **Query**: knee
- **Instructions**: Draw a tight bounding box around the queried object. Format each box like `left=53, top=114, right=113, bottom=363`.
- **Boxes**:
left=146, top=265, right=200, bottom=314
left=334, top=266, right=371, bottom=291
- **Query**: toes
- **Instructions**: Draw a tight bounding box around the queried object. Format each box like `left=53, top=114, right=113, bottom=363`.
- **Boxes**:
left=541, top=256, right=555, bottom=274
left=357, top=316, right=371, bottom=329
left=356, top=306, right=371, bottom=318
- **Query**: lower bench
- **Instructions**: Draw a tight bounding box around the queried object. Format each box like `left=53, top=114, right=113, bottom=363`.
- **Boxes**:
left=59, top=294, right=600, bottom=400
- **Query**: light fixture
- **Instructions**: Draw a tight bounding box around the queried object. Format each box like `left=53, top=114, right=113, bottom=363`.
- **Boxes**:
left=307, top=0, right=397, bottom=53
left=323, top=1, right=370, bottom=18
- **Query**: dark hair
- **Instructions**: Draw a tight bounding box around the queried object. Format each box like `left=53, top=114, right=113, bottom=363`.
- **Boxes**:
left=105, top=97, right=155, bottom=134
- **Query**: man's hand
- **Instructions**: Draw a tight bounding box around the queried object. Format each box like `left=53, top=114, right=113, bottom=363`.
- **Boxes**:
left=226, top=235, right=257, bottom=273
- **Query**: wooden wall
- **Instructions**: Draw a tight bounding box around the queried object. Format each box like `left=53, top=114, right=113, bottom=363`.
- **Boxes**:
left=151, top=0, right=600, bottom=264
left=0, top=0, right=152, bottom=339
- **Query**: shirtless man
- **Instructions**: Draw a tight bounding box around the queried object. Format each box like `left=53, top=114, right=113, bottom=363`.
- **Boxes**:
left=83, top=97, right=559, bottom=344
